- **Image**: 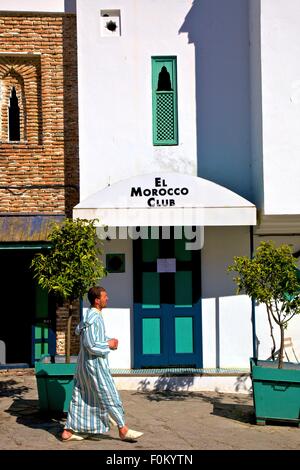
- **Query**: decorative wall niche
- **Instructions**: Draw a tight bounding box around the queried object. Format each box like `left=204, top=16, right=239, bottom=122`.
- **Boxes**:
left=106, top=253, right=125, bottom=273
left=0, top=55, right=41, bottom=144
left=100, top=9, right=121, bottom=37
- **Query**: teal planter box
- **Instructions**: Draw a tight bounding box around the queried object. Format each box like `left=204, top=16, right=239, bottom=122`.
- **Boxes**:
left=250, top=357, right=300, bottom=426
left=35, top=356, right=76, bottom=413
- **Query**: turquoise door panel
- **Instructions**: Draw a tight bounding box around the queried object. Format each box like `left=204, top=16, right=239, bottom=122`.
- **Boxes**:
left=32, top=284, right=55, bottom=364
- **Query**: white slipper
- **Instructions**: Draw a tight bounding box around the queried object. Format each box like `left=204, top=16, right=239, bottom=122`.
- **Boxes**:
left=62, top=432, right=88, bottom=442
left=120, top=429, right=144, bottom=442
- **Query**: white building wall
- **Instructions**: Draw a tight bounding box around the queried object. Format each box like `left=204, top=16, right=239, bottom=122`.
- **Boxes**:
left=76, top=0, right=197, bottom=200
left=260, top=0, right=300, bottom=214
left=201, top=227, right=253, bottom=368
left=82, top=238, right=133, bottom=369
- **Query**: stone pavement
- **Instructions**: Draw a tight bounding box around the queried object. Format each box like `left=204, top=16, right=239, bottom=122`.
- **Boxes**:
left=0, top=369, right=299, bottom=451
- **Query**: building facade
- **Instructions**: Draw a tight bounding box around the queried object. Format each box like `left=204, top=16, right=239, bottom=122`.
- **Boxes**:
left=74, top=0, right=300, bottom=371
left=74, top=0, right=257, bottom=371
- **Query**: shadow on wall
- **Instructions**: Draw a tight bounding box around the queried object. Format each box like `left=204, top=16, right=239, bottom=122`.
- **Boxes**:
left=64, top=0, right=77, bottom=13
left=234, top=373, right=252, bottom=393
left=137, top=375, right=195, bottom=398
left=179, top=0, right=253, bottom=202
left=137, top=373, right=252, bottom=398
left=63, top=14, right=79, bottom=217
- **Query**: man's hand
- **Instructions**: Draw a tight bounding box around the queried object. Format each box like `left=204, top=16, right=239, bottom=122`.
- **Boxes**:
left=108, top=338, right=118, bottom=350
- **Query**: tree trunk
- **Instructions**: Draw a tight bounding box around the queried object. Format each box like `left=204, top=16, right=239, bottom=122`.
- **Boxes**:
left=266, top=304, right=276, bottom=360
left=66, top=301, right=73, bottom=364
left=278, top=325, right=285, bottom=369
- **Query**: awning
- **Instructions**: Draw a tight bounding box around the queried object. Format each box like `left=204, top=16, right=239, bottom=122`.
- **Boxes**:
left=254, top=214, right=300, bottom=235
left=73, top=173, right=256, bottom=226
left=0, top=215, right=65, bottom=242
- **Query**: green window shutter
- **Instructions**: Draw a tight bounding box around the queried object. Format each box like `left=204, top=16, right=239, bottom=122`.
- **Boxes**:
left=152, top=56, right=178, bottom=146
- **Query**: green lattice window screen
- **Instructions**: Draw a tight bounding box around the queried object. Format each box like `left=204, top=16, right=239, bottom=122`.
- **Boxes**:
left=152, top=57, right=178, bottom=145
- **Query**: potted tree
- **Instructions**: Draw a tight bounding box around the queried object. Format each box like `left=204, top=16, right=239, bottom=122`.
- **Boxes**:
left=31, top=218, right=106, bottom=413
left=228, top=241, right=300, bottom=426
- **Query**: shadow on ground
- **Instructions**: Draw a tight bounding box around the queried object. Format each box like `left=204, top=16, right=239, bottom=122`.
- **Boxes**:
left=0, top=379, right=30, bottom=397
left=5, top=397, right=121, bottom=442
left=212, top=401, right=255, bottom=424
left=5, top=397, right=65, bottom=438
left=136, top=374, right=255, bottom=425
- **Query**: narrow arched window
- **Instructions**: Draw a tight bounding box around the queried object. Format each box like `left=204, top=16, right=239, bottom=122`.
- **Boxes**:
left=9, top=86, right=20, bottom=141
left=157, top=66, right=173, bottom=91
left=152, top=57, right=178, bottom=145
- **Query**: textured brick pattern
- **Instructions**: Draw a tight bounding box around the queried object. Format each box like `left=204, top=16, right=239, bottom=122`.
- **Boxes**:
left=56, top=301, right=80, bottom=356
left=0, top=14, right=79, bottom=216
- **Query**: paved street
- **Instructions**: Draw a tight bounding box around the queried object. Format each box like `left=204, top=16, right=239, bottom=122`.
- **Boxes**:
left=0, top=369, right=299, bottom=452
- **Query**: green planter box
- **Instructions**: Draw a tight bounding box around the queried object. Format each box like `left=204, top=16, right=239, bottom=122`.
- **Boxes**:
left=250, top=357, right=300, bottom=426
left=35, top=356, right=76, bottom=413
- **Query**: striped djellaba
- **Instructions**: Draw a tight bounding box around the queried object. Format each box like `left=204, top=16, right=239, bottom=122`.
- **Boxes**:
left=65, top=308, right=125, bottom=433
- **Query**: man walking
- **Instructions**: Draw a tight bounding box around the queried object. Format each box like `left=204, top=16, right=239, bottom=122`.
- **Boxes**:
left=61, top=286, right=143, bottom=442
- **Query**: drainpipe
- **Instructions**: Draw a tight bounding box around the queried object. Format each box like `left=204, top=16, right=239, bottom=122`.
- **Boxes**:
left=250, top=225, right=257, bottom=358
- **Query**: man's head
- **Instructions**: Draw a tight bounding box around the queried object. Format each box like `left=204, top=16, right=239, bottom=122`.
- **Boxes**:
left=87, top=286, right=108, bottom=310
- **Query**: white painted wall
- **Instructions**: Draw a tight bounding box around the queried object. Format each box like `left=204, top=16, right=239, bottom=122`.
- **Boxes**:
left=100, top=309, right=131, bottom=369
left=114, top=375, right=252, bottom=394
left=99, top=237, right=133, bottom=310
left=82, top=306, right=131, bottom=369
left=100, top=238, right=133, bottom=368
left=201, top=227, right=253, bottom=368
left=0, top=0, right=76, bottom=13
left=201, top=230, right=300, bottom=369
left=82, top=238, right=133, bottom=368
left=201, top=231, right=300, bottom=366
left=259, top=0, right=300, bottom=214
left=76, top=0, right=197, bottom=200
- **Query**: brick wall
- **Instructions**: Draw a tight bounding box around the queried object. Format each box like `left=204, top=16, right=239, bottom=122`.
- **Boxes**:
left=56, top=301, right=80, bottom=356
left=0, top=13, right=80, bottom=356
left=0, top=13, right=79, bottom=217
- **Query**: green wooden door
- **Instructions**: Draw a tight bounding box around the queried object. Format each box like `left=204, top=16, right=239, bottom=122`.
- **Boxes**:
left=32, top=284, right=56, bottom=363
left=133, top=229, right=202, bottom=368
